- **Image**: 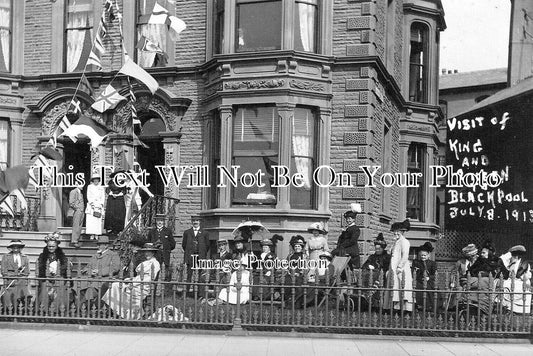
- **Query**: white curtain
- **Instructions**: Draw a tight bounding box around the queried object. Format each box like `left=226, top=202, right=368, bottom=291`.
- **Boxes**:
left=0, top=0, right=10, bottom=72
left=66, top=13, right=89, bottom=73
left=138, top=24, right=166, bottom=67
left=297, top=3, right=315, bottom=52
left=292, top=116, right=312, bottom=190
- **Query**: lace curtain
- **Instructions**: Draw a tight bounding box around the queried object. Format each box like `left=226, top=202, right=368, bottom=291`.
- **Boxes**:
left=66, top=12, right=90, bottom=73
left=291, top=111, right=313, bottom=190
left=296, top=2, right=316, bottom=52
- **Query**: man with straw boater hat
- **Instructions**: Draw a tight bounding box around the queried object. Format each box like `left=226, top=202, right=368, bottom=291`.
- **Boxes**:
left=1, top=240, right=31, bottom=309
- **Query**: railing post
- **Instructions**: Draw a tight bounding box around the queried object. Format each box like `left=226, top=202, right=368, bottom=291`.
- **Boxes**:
left=232, top=268, right=244, bottom=333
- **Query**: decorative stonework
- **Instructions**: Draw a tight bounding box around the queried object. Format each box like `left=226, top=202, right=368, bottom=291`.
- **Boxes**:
left=407, top=124, right=431, bottom=132
left=205, top=82, right=223, bottom=97
left=223, top=79, right=285, bottom=90
left=288, top=80, right=325, bottom=92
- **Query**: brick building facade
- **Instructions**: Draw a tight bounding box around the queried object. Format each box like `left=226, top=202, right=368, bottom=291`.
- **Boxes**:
left=0, top=0, right=445, bottom=263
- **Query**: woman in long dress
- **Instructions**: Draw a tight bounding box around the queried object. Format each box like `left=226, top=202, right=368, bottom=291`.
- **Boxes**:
left=85, top=174, right=105, bottom=239
left=306, top=222, right=329, bottom=282
left=104, top=176, right=126, bottom=236
left=385, top=219, right=413, bottom=312
left=102, top=243, right=160, bottom=319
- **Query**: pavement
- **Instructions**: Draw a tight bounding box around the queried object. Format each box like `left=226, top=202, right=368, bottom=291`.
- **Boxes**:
left=0, top=324, right=531, bottom=356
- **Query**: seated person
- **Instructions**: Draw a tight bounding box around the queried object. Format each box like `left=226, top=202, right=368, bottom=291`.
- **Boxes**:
left=77, top=235, right=121, bottom=308
left=292, top=251, right=336, bottom=309
left=102, top=243, right=160, bottom=319
left=454, top=244, right=478, bottom=286
left=412, top=242, right=437, bottom=310
left=1, top=240, right=31, bottom=311
left=469, top=240, right=500, bottom=278
left=36, top=233, right=71, bottom=311
left=362, top=233, right=391, bottom=278
left=208, top=257, right=251, bottom=306
left=499, top=245, right=531, bottom=314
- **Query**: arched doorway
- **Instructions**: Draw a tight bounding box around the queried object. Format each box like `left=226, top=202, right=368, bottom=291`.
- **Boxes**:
left=135, top=115, right=166, bottom=201
left=61, top=138, right=91, bottom=226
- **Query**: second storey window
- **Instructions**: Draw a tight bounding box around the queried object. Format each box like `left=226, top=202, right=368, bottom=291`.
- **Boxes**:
left=232, top=106, right=279, bottom=206
left=293, top=0, right=318, bottom=52
left=137, top=0, right=169, bottom=67
left=237, top=0, right=282, bottom=52
left=409, top=22, right=429, bottom=103
left=65, top=0, right=93, bottom=73
left=0, top=0, right=11, bottom=72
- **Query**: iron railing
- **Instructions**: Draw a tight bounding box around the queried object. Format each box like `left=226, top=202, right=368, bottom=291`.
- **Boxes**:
left=0, top=263, right=531, bottom=337
left=0, top=196, right=40, bottom=231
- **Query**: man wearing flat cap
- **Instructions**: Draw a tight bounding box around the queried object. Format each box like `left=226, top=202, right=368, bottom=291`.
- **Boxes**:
left=332, top=210, right=361, bottom=269
left=78, top=235, right=121, bottom=306
left=182, top=215, right=210, bottom=283
left=148, top=214, right=176, bottom=282
left=1, top=240, right=31, bottom=309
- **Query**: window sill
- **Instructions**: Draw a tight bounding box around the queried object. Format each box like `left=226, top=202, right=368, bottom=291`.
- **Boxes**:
left=378, top=213, right=392, bottom=223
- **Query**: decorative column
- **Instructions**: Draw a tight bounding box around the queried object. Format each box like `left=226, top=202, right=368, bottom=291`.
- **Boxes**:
left=317, top=107, right=331, bottom=213
left=276, top=104, right=295, bottom=210
left=398, top=141, right=410, bottom=220
left=160, top=131, right=182, bottom=199
left=218, top=105, right=233, bottom=208
left=109, top=134, right=134, bottom=171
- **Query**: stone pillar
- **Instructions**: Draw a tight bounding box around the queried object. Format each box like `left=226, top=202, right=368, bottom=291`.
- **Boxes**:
left=9, top=117, right=23, bottom=166
left=109, top=134, right=134, bottom=171
left=160, top=131, right=182, bottom=199
left=317, top=107, right=332, bottom=213
left=218, top=105, right=233, bottom=208
left=276, top=104, right=295, bottom=210
left=35, top=137, right=62, bottom=231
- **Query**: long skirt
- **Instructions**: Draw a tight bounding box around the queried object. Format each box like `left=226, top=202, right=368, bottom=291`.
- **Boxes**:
left=85, top=212, right=103, bottom=235
left=102, top=280, right=151, bottom=319
left=37, top=280, right=71, bottom=313
left=502, top=279, right=532, bottom=314
left=1, top=279, right=31, bottom=310
left=104, top=196, right=126, bottom=234
left=384, top=268, right=413, bottom=311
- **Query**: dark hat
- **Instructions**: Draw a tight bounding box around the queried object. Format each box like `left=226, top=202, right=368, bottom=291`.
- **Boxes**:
left=461, top=243, right=478, bottom=257
left=373, top=233, right=387, bottom=248
left=234, top=235, right=246, bottom=242
left=391, top=219, right=410, bottom=232
left=419, top=242, right=434, bottom=253
left=96, top=235, right=110, bottom=244
left=155, top=214, right=166, bottom=220
left=7, top=239, right=25, bottom=248
left=290, top=235, right=306, bottom=247
left=307, top=222, right=327, bottom=235
left=509, top=245, right=526, bottom=255
left=139, top=243, right=159, bottom=252
left=344, top=211, right=357, bottom=219
left=319, top=251, right=333, bottom=260
left=260, top=239, right=273, bottom=246
left=481, top=240, right=496, bottom=254
left=191, top=215, right=201, bottom=221
left=271, top=234, right=283, bottom=245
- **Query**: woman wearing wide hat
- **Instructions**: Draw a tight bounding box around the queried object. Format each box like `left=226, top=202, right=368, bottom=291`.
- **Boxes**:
left=85, top=173, right=105, bottom=239
left=384, top=219, right=413, bottom=312
left=306, top=222, right=330, bottom=279
left=1, top=240, right=31, bottom=309
left=103, top=243, right=161, bottom=319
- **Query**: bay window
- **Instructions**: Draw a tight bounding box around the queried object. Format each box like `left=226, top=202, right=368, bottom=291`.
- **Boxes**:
left=0, top=0, right=11, bottom=72
left=406, top=142, right=425, bottom=221
left=65, top=0, right=93, bottom=73
left=136, top=0, right=169, bottom=67
left=232, top=106, right=279, bottom=206
left=236, top=0, right=282, bottom=52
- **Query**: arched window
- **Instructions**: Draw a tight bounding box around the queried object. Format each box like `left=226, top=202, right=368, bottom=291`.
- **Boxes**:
left=409, top=22, right=429, bottom=103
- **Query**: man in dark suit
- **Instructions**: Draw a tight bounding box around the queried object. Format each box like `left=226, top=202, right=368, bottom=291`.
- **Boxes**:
left=148, top=214, right=176, bottom=281
left=332, top=210, right=361, bottom=269
left=182, top=215, right=210, bottom=284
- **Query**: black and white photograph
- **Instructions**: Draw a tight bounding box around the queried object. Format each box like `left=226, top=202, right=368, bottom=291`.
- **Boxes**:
left=0, top=0, right=531, bottom=355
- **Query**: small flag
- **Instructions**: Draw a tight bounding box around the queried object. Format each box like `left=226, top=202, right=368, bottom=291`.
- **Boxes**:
left=12, top=188, right=27, bottom=210
left=119, top=56, right=159, bottom=94
left=87, top=49, right=103, bottom=71
left=149, top=2, right=186, bottom=41
left=137, top=35, right=164, bottom=54
left=59, top=115, right=114, bottom=148
left=28, top=168, right=39, bottom=188
left=79, top=74, right=94, bottom=97
left=0, top=165, right=30, bottom=193
left=0, top=196, right=14, bottom=217
left=104, top=0, right=115, bottom=23
left=91, top=84, right=127, bottom=113
left=94, top=18, right=107, bottom=54
left=70, top=98, right=81, bottom=114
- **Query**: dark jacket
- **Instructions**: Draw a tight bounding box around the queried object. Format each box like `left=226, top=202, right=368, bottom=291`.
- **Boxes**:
left=362, top=252, right=391, bottom=272
left=332, top=224, right=360, bottom=268
left=148, top=226, right=176, bottom=266
left=469, top=256, right=500, bottom=277
left=182, top=227, right=210, bottom=265
left=37, top=246, right=68, bottom=278
left=412, top=259, right=437, bottom=289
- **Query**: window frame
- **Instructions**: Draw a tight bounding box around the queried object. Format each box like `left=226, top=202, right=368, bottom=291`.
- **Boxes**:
left=406, top=142, right=426, bottom=221
left=408, top=21, right=430, bottom=103
left=0, top=0, right=13, bottom=73
left=135, top=0, right=172, bottom=68
left=63, top=0, right=95, bottom=73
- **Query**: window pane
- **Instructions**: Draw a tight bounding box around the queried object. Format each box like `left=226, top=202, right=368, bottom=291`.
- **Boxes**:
left=406, top=143, right=425, bottom=221
left=213, top=0, right=224, bottom=54
left=409, top=23, right=428, bottom=103
left=65, top=0, right=93, bottom=73
left=236, top=1, right=281, bottom=52
left=0, top=119, right=8, bottom=170
left=290, top=108, right=315, bottom=209
left=137, top=0, right=169, bottom=67
left=0, top=0, right=11, bottom=72
left=294, top=2, right=317, bottom=52
left=232, top=106, right=279, bottom=206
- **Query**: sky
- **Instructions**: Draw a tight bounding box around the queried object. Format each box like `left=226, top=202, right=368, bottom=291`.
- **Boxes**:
left=440, top=0, right=510, bottom=73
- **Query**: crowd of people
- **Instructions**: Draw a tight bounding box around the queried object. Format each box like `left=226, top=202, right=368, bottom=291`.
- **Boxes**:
left=0, top=208, right=531, bottom=319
